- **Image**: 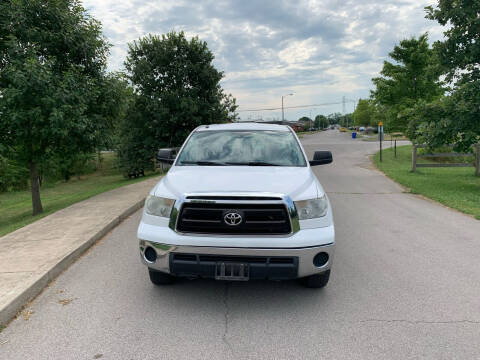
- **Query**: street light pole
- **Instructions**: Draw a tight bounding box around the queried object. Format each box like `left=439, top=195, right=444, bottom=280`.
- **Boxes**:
left=281, top=93, right=293, bottom=122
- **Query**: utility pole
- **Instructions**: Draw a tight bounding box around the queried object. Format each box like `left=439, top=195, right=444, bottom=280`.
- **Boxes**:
left=281, top=93, right=294, bottom=122
left=353, top=99, right=359, bottom=129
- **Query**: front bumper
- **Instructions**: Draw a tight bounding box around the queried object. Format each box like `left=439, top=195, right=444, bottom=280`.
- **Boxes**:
left=139, top=240, right=334, bottom=279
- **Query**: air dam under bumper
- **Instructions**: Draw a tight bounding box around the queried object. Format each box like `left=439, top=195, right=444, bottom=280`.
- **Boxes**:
left=139, top=241, right=334, bottom=279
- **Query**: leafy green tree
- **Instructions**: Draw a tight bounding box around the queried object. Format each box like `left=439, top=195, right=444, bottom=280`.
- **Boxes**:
left=327, top=113, right=343, bottom=125
left=404, top=97, right=451, bottom=146
left=117, top=93, right=154, bottom=176
left=353, top=99, right=376, bottom=127
left=314, top=115, right=329, bottom=129
left=341, top=114, right=353, bottom=128
left=426, top=1, right=479, bottom=85
left=423, top=1, right=480, bottom=150
left=298, top=116, right=312, bottom=123
left=0, top=0, right=111, bottom=215
left=120, top=32, right=238, bottom=173
left=41, top=73, right=132, bottom=182
left=371, top=34, right=444, bottom=132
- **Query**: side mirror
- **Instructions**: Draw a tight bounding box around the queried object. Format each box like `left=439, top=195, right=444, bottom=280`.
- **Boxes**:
left=157, top=148, right=176, bottom=164
left=309, top=151, right=333, bottom=166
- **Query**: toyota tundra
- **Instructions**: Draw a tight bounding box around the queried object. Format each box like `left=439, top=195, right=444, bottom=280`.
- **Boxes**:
left=137, top=123, right=335, bottom=288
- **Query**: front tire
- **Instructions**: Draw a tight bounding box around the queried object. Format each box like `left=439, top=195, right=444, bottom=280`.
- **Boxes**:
left=301, top=270, right=330, bottom=288
left=148, top=269, right=175, bottom=285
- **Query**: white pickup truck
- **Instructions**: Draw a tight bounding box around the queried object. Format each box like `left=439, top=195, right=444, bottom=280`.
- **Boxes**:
left=137, top=123, right=335, bottom=288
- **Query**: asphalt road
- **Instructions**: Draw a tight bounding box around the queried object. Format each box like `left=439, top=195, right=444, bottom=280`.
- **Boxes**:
left=1, top=131, right=480, bottom=360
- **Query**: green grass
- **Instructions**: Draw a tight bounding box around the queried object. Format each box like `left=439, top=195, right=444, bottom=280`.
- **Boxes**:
left=374, top=145, right=480, bottom=219
left=0, top=153, right=159, bottom=237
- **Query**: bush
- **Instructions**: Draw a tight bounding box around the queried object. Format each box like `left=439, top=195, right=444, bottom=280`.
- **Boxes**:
left=0, top=156, right=29, bottom=192
left=39, top=153, right=97, bottom=182
left=418, top=145, right=475, bottom=164
left=0, top=152, right=106, bottom=194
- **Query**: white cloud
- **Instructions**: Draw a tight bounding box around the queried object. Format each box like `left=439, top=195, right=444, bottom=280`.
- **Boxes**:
left=83, top=0, right=444, bottom=120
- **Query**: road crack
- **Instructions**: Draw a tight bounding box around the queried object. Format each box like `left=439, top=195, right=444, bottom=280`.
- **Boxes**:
left=222, top=282, right=234, bottom=355
left=360, top=319, right=480, bottom=325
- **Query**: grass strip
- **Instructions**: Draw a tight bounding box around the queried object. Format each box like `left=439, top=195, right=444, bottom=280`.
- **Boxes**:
left=373, top=145, right=480, bottom=219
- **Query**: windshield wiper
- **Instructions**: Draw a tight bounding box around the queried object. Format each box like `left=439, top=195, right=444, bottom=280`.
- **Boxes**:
left=226, top=161, right=280, bottom=166
left=180, top=161, right=229, bottom=166
left=181, top=160, right=282, bottom=166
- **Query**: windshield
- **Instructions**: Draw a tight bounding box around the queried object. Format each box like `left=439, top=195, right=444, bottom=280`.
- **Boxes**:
left=176, top=130, right=307, bottom=167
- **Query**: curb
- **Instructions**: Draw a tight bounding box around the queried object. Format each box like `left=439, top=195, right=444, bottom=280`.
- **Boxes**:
left=0, top=198, right=146, bottom=327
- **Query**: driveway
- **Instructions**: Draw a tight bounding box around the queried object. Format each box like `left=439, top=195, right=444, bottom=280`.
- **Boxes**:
left=1, top=130, right=479, bottom=360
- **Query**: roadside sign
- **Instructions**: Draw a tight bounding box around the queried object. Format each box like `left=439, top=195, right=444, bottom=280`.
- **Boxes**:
left=378, top=123, right=384, bottom=141
left=378, top=122, right=384, bottom=162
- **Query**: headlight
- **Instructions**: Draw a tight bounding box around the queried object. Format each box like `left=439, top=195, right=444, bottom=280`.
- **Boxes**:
left=295, top=195, right=328, bottom=220
left=145, top=196, right=175, bottom=217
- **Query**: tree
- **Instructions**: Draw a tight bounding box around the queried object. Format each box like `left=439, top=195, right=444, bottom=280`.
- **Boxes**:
left=407, top=84, right=480, bottom=151
left=426, top=1, right=480, bottom=86
left=353, top=99, right=375, bottom=127
left=327, top=113, right=343, bottom=125
left=314, top=115, right=329, bottom=129
left=0, top=0, right=111, bottom=215
left=120, top=32, right=238, bottom=173
left=404, top=97, right=452, bottom=146
left=371, top=34, right=444, bottom=132
left=338, top=114, right=353, bottom=128
left=423, top=1, right=480, bottom=150
left=48, top=72, right=132, bottom=181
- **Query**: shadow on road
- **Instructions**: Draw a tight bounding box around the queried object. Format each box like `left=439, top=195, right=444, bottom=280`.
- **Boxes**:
left=145, top=277, right=334, bottom=316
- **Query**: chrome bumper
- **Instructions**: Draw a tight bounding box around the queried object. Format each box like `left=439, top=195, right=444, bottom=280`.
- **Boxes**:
left=139, top=240, right=334, bottom=278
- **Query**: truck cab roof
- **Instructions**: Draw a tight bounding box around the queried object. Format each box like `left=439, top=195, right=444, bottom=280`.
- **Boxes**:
left=195, top=122, right=291, bottom=132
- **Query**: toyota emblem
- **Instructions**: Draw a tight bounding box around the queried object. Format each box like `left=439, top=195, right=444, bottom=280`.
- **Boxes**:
left=224, top=211, right=243, bottom=226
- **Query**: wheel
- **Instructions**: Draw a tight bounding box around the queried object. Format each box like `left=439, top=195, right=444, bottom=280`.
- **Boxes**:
left=148, top=269, right=175, bottom=285
left=301, top=270, right=330, bottom=288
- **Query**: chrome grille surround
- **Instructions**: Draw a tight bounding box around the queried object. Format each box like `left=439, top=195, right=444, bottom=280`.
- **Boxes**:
left=169, top=192, right=300, bottom=236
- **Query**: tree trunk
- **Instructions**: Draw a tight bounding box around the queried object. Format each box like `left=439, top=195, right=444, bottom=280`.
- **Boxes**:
left=29, top=162, right=43, bottom=215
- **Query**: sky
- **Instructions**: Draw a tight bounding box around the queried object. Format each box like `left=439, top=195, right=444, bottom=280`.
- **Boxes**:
left=83, top=0, right=444, bottom=121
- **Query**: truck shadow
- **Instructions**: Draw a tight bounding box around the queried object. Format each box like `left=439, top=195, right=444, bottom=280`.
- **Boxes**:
left=147, top=277, right=335, bottom=318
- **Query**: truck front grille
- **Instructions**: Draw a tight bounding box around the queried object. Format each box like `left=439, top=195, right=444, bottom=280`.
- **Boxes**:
left=176, top=203, right=291, bottom=235
left=170, top=253, right=299, bottom=280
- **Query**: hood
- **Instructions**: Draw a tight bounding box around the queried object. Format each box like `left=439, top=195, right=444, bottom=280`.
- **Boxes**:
left=154, top=166, right=321, bottom=200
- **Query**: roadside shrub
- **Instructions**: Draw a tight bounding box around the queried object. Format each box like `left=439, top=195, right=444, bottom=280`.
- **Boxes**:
left=40, top=153, right=96, bottom=182
left=418, top=145, right=475, bottom=164
left=0, top=156, right=29, bottom=192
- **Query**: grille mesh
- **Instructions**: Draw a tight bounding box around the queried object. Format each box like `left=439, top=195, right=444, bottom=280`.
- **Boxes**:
left=176, top=203, right=291, bottom=234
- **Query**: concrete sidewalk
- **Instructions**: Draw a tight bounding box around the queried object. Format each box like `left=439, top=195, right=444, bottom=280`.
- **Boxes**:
left=0, top=176, right=160, bottom=326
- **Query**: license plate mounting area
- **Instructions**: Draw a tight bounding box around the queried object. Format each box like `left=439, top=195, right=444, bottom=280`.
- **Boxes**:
left=215, top=262, right=249, bottom=281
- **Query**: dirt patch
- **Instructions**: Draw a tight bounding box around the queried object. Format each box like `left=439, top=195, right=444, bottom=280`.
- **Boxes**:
left=58, top=298, right=75, bottom=306
left=22, top=310, right=33, bottom=321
